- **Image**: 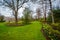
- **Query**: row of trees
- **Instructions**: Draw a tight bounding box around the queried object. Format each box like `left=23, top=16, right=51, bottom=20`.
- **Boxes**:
left=40, top=0, right=55, bottom=23
left=30, top=0, right=55, bottom=23
left=0, top=0, right=57, bottom=24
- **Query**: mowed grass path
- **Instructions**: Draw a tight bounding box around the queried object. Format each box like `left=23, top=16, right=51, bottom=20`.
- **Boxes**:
left=0, top=21, right=46, bottom=40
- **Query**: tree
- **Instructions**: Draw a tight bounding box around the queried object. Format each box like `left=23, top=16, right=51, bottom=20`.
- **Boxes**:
left=2, top=0, right=29, bottom=24
left=23, top=8, right=31, bottom=24
left=40, top=0, right=47, bottom=23
left=52, top=9, right=60, bottom=23
left=0, top=13, right=4, bottom=22
left=47, top=9, right=60, bottom=23
left=31, top=0, right=48, bottom=22
left=47, top=12, right=52, bottom=23
left=49, top=0, right=55, bottom=24
left=36, top=8, right=41, bottom=20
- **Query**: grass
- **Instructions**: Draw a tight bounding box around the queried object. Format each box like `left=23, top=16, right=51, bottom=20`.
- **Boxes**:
left=0, top=21, right=46, bottom=40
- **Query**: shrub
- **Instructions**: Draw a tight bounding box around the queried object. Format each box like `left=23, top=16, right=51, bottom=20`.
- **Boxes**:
left=42, top=24, right=60, bottom=40
left=51, top=23, right=60, bottom=31
left=0, top=15, right=5, bottom=22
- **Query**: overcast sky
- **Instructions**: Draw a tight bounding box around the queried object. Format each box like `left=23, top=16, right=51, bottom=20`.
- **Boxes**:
left=0, top=0, right=59, bottom=17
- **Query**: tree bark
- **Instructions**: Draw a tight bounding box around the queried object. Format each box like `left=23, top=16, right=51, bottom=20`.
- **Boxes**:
left=41, top=0, right=46, bottom=23
left=49, top=0, right=54, bottom=24
left=44, top=10, right=46, bottom=23
left=15, top=11, right=18, bottom=25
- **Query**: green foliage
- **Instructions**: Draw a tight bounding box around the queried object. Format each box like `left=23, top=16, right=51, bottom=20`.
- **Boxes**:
left=40, top=18, right=45, bottom=22
left=47, top=9, right=60, bottom=23
left=42, top=24, right=60, bottom=40
left=23, top=8, right=31, bottom=24
left=47, top=12, right=52, bottom=23
left=6, top=22, right=23, bottom=26
left=52, top=9, right=60, bottom=23
left=51, top=23, right=60, bottom=31
left=0, top=15, right=5, bottom=22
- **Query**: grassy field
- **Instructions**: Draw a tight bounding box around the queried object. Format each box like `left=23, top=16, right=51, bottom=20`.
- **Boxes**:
left=0, top=21, right=46, bottom=40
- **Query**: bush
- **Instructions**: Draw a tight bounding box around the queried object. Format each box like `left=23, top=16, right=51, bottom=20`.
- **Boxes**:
left=42, top=24, right=60, bottom=40
left=6, top=21, right=24, bottom=26
left=51, top=23, right=60, bottom=31
left=0, top=15, right=5, bottom=22
left=0, top=21, right=5, bottom=22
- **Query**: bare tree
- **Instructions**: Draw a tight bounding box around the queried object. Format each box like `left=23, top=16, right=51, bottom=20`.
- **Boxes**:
left=44, top=0, right=48, bottom=23
left=40, top=0, right=47, bottom=23
left=36, top=8, right=41, bottom=20
left=31, top=0, right=48, bottom=22
left=2, top=0, right=29, bottom=24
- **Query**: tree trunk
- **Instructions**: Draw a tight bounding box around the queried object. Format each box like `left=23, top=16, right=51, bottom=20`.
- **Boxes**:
left=49, top=0, right=54, bottom=24
left=44, top=10, right=46, bottom=23
left=41, top=0, right=46, bottom=23
left=51, top=11, right=54, bottom=24
left=15, top=11, right=18, bottom=25
left=44, top=1, right=47, bottom=23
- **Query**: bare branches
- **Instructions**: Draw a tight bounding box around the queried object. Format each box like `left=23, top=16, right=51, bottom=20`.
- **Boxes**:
left=36, top=8, right=41, bottom=20
left=18, top=0, right=29, bottom=9
left=3, top=0, right=12, bottom=8
left=2, top=0, right=29, bottom=23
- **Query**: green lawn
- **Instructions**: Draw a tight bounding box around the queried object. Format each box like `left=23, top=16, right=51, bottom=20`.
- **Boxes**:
left=0, top=21, right=46, bottom=40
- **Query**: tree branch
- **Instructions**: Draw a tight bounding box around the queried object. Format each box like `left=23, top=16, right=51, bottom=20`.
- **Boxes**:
left=3, top=0, right=12, bottom=8
left=18, top=0, right=29, bottom=9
